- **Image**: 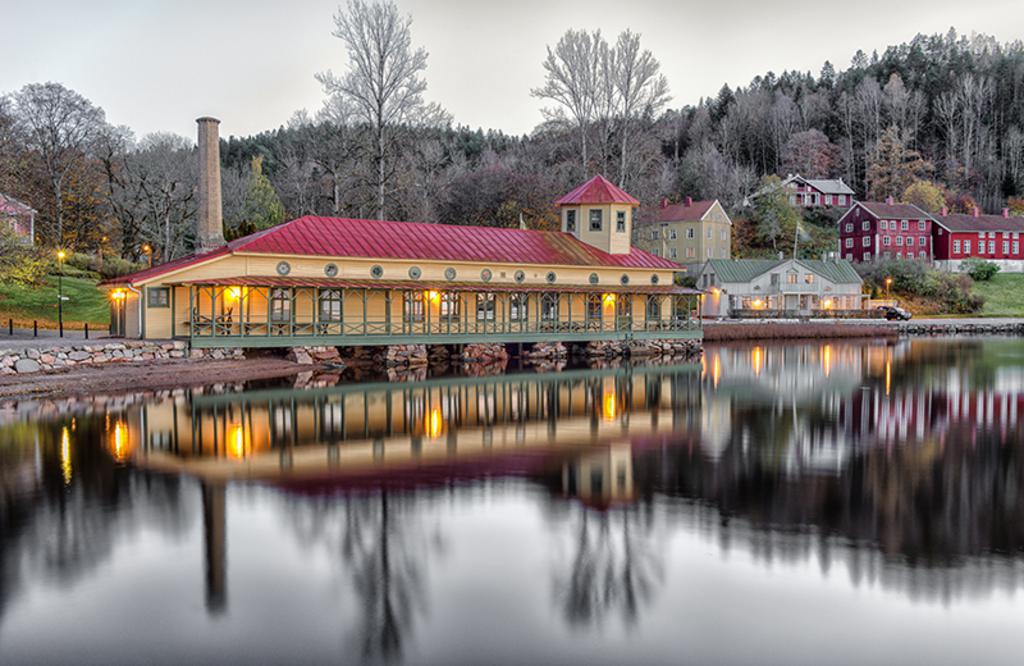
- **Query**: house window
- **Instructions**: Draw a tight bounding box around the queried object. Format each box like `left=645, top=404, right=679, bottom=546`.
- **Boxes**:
left=989, top=240, right=996, bottom=254
left=404, top=291, right=424, bottom=322
left=964, top=240, right=972, bottom=254
left=706, top=247, right=712, bottom=257
left=509, top=293, right=528, bottom=321
left=686, top=227, right=695, bottom=239
left=650, top=229, right=658, bottom=241
left=907, top=236, right=914, bottom=246
left=880, top=220, right=887, bottom=231
left=270, top=288, right=291, bottom=322
left=918, top=220, right=926, bottom=231
left=862, top=221, right=871, bottom=231
left=147, top=287, right=170, bottom=308
left=901, top=220, right=909, bottom=230
left=896, top=236, right=903, bottom=246
left=318, top=289, right=342, bottom=322
left=804, top=274, right=814, bottom=284
left=686, top=247, right=695, bottom=258
left=669, top=229, right=678, bottom=240
left=441, top=292, right=460, bottom=318
left=1014, top=242, right=1020, bottom=255
left=616, top=211, right=626, bottom=232
left=541, top=293, right=559, bottom=322
left=566, top=209, right=576, bottom=233
left=839, top=195, right=847, bottom=205
left=953, top=240, right=961, bottom=253
left=589, top=209, right=602, bottom=231
left=645, top=296, right=661, bottom=322
left=476, top=293, right=496, bottom=321
left=864, top=252, right=872, bottom=261
left=721, top=230, right=728, bottom=241
left=845, top=238, right=853, bottom=248
left=919, top=236, right=927, bottom=247
left=883, top=236, right=891, bottom=246
left=771, top=273, right=780, bottom=285
left=1003, top=241, right=1010, bottom=254
left=706, top=227, right=713, bottom=239
left=787, top=272, right=798, bottom=284
left=826, top=195, right=833, bottom=205
left=845, top=223, right=853, bottom=233
left=862, top=236, right=871, bottom=247
left=586, top=294, right=602, bottom=322
left=669, top=247, right=677, bottom=259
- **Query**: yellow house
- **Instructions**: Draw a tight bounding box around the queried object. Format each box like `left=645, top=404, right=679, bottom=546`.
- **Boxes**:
left=100, top=119, right=701, bottom=350
left=633, top=197, right=733, bottom=268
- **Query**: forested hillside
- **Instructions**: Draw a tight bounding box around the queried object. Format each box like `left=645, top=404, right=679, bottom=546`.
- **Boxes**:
left=1, top=17, right=1023, bottom=266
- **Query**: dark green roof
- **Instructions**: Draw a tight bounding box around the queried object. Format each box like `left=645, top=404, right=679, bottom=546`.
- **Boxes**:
left=705, top=258, right=861, bottom=285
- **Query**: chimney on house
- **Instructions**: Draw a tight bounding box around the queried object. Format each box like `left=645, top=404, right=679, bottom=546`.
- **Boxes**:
left=886, top=195, right=894, bottom=205
left=940, top=206, right=949, bottom=216
left=1003, top=207, right=1010, bottom=219
left=685, top=196, right=693, bottom=207
left=972, top=206, right=980, bottom=218
left=660, top=197, right=668, bottom=209
left=196, top=117, right=225, bottom=252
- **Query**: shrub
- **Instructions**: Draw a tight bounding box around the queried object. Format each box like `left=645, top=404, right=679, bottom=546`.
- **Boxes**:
left=64, top=252, right=145, bottom=279
left=857, top=259, right=984, bottom=314
left=0, top=227, right=48, bottom=284
left=961, top=258, right=1000, bottom=281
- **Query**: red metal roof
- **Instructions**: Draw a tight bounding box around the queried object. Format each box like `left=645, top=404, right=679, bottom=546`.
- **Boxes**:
left=107, top=215, right=677, bottom=286
left=933, top=212, right=1024, bottom=233
left=555, top=175, right=640, bottom=206
left=173, top=275, right=699, bottom=295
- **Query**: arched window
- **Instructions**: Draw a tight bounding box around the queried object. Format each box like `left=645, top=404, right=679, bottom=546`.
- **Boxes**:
left=509, top=293, right=528, bottom=322
left=541, top=292, right=559, bottom=322
left=270, top=288, right=291, bottom=322
left=586, top=294, right=602, bottom=323
left=476, top=292, right=496, bottom=321
left=404, top=291, right=424, bottom=322
left=646, top=295, right=661, bottom=324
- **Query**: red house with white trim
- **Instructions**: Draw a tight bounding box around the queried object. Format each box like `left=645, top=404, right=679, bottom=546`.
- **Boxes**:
left=932, top=207, right=1024, bottom=272
left=837, top=198, right=934, bottom=263
left=0, top=193, right=35, bottom=244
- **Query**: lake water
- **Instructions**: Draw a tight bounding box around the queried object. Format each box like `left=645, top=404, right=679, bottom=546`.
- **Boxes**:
left=2, top=337, right=1024, bottom=665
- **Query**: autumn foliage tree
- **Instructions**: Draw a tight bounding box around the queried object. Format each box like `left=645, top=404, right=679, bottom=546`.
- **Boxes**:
left=866, top=126, right=931, bottom=200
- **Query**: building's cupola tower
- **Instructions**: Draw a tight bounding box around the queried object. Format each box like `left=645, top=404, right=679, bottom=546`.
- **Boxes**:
left=555, top=175, right=640, bottom=254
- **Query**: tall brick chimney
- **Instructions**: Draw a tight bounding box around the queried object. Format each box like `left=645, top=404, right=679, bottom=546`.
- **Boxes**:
left=196, top=117, right=225, bottom=252
left=972, top=206, right=980, bottom=218
left=886, top=195, right=894, bottom=205
left=1003, top=207, right=1010, bottom=219
left=685, top=196, right=693, bottom=207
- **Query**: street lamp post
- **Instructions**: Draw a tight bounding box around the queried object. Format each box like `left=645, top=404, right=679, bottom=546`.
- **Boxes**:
left=885, top=277, right=893, bottom=299
left=56, top=249, right=66, bottom=338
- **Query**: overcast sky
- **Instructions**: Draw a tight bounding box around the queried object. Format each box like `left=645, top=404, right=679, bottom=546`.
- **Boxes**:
left=3, top=0, right=1022, bottom=141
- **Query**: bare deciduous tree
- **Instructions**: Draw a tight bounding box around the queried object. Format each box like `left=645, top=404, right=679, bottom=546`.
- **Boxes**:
left=317, top=0, right=431, bottom=220
left=10, top=82, right=106, bottom=245
left=612, top=30, right=669, bottom=188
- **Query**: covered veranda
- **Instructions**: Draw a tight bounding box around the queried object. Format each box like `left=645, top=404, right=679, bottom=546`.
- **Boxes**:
left=171, top=277, right=702, bottom=348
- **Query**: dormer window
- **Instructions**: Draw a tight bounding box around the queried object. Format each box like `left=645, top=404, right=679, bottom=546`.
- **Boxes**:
left=566, top=209, right=576, bottom=233
left=589, top=209, right=603, bottom=231
left=616, top=210, right=626, bottom=232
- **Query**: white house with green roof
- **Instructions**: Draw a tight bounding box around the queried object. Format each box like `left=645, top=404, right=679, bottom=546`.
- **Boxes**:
left=698, top=258, right=865, bottom=317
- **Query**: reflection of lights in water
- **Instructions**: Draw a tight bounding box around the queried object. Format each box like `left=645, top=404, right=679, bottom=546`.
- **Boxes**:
left=712, top=353, right=722, bottom=388
left=60, top=426, right=72, bottom=485
left=751, top=346, right=764, bottom=376
left=885, top=356, right=892, bottom=396
left=425, top=407, right=443, bottom=439
left=822, top=344, right=832, bottom=377
left=700, top=354, right=706, bottom=379
left=601, top=389, right=618, bottom=422
left=227, top=423, right=248, bottom=459
left=109, top=419, right=131, bottom=463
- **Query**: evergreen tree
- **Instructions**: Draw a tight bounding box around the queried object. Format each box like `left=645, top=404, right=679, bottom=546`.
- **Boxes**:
left=866, top=126, right=931, bottom=200
left=242, top=156, right=285, bottom=231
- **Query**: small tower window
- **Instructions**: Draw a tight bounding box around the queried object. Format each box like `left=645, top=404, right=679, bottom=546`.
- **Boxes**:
left=566, top=209, right=577, bottom=233
left=616, top=211, right=626, bottom=232
left=589, top=209, right=603, bottom=231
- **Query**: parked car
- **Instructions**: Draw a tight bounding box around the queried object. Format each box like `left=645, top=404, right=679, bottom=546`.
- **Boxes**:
left=876, top=305, right=912, bottom=321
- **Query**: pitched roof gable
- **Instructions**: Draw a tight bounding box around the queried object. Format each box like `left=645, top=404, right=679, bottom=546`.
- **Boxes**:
left=855, top=201, right=933, bottom=220
left=645, top=199, right=719, bottom=224
left=704, top=258, right=861, bottom=285
left=933, top=212, right=1024, bottom=233
left=555, top=175, right=640, bottom=206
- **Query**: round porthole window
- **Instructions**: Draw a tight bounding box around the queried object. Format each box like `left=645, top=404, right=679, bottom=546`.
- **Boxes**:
left=324, top=263, right=339, bottom=278
left=514, top=270, right=526, bottom=283
left=276, top=261, right=291, bottom=276
left=588, top=273, right=599, bottom=285
left=370, top=264, right=384, bottom=279
left=408, top=266, right=422, bottom=280
left=650, top=274, right=659, bottom=284
left=444, top=267, right=457, bottom=281
left=481, top=268, right=493, bottom=282
left=546, top=271, right=557, bottom=283
left=620, top=274, right=630, bottom=285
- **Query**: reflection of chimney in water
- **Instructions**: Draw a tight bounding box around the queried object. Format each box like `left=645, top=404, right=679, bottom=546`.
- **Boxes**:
left=202, top=482, right=227, bottom=614
left=196, top=117, right=226, bottom=252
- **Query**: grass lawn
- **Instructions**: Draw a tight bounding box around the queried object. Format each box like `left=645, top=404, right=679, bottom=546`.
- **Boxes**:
left=0, top=274, right=108, bottom=329
left=973, top=273, right=1024, bottom=317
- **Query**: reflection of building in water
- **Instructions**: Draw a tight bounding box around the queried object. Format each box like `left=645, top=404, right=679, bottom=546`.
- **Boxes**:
left=562, top=443, right=634, bottom=508
left=127, top=366, right=701, bottom=483
left=202, top=483, right=226, bottom=614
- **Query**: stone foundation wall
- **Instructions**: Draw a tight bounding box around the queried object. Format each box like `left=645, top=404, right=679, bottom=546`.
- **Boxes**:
left=583, top=338, right=702, bottom=361
left=461, top=343, right=509, bottom=364
left=0, top=340, right=244, bottom=375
